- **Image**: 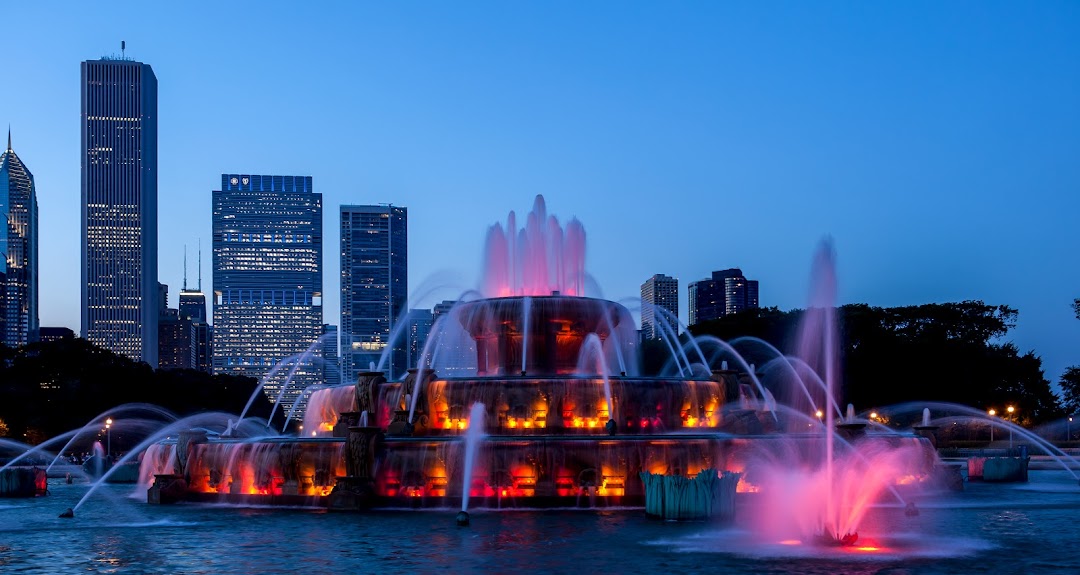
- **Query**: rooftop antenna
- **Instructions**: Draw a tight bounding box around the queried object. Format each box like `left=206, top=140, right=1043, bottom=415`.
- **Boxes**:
left=198, top=238, right=202, bottom=292
left=121, top=41, right=126, bottom=59
left=183, top=245, right=188, bottom=291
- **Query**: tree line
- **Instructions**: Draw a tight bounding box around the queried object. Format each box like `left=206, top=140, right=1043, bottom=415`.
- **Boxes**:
left=0, top=337, right=272, bottom=446
left=682, top=300, right=1066, bottom=425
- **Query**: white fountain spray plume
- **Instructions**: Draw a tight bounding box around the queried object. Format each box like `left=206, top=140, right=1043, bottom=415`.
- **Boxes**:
left=796, top=237, right=841, bottom=540
left=266, top=334, right=335, bottom=425
left=37, top=405, right=178, bottom=472
left=460, top=402, right=487, bottom=514
left=922, top=408, right=932, bottom=427
left=76, top=412, right=272, bottom=514
left=847, top=404, right=856, bottom=423
left=481, top=195, right=586, bottom=298
left=576, top=334, right=614, bottom=423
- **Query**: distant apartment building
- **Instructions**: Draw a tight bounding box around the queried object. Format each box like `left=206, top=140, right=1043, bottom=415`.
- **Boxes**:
left=688, top=268, right=759, bottom=326
left=212, top=174, right=322, bottom=411
left=340, top=205, right=407, bottom=382
left=0, top=129, right=38, bottom=347
left=81, top=56, right=158, bottom=366
left=406, top=308, right=434, bottom=369
left=640, top=274, right=678, bottom=341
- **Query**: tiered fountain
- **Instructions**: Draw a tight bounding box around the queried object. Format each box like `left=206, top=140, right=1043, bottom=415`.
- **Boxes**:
left=143, top=196, right=937, bottom=543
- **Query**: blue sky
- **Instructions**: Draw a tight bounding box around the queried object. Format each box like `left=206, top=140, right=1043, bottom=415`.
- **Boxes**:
left=3, top=1, right=1079, bottom=383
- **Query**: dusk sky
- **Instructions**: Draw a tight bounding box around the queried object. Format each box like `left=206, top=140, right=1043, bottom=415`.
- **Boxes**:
left=3, top=2, right=1078, bottom=383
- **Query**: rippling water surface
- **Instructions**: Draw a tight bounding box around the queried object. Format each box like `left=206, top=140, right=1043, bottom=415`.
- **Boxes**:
left=1, top=471, right=1077, bottom=574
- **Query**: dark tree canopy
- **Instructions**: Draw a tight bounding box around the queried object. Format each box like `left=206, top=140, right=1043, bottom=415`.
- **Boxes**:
left=1060, top=367, right=1080, bottom=415
left=0, top=338, right=273, bottom=445
left=1063, top=298, right=1080, bottom=413
left=689, top=301, right=1062, bottom=424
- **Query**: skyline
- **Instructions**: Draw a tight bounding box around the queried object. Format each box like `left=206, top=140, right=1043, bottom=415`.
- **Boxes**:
left=2, top=2, right=1078, bottom=383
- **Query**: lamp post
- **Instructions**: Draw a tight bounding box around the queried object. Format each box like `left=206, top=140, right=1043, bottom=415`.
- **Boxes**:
left=105, top=418, right=113, bottom=457
left=988, top=409, right=996, bottom=443
left=1006, top=406, right=1015, bottom=449
left=1069, top=417, right=1073, bottom=442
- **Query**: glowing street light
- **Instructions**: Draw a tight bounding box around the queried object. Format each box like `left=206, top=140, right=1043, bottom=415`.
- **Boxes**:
left=105, top=417, right=113, bottom=457
left=988, top=409, right=996, bottom=443
left=870, top=412, right=878, bottom=420
left=815, top=409, right=824, bottom=422
left=1006, top=406, right=1016, bottom=448
left=1069, top=417, right=1073, bottom=441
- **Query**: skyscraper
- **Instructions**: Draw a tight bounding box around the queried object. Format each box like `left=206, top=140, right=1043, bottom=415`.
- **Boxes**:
left=640, top=274, right=678, bottom=341
left=81, top=56, right=158, bottom=366
left=322, top=324, right=341, bottom=386
left=0, top=129, right=38, bottom=347
left=157, top=282, right=195, bottom=370
left=340, top=205, right=407, bottom=382
left=178, top=245, right=212, bottom=373
left=212, top=174, right=322, bottom=409
left=688, top=268, right=760, bottom=326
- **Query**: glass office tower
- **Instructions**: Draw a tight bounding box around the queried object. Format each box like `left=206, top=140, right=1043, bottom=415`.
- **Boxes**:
left=212, top=174, right=322, bottom=411
left=0, top=130, right=39, bottom=347
left=340, top=205, right=407, bottom=383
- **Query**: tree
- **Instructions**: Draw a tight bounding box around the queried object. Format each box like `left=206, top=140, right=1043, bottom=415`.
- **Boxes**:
left=1061, top=367, right=1080, bottom=415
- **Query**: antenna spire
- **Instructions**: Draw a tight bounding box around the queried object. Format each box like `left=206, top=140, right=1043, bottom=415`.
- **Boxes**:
left=198, top=238, right=202, bottom=292
left=183, top=245, right=188, bottom=290
left=6, top=125, right=10, bottom=151
left=121, top=41, right=126, bottom=58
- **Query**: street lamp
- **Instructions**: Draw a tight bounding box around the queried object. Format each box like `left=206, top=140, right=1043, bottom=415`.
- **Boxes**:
left=988, top=409, right=996, bottom=443
left=1068, top=417, right=1073, bottom=442
left=1006, top=406, right=1015, bottom=449
left=105, top=418, right=113, bottom=457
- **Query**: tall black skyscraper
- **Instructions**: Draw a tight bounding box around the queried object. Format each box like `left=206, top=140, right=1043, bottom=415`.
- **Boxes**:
left=0, top=129, right=39, bottom=347
left=340, top=205, right=407, bottom=382
left=81, top=56, right=158, bottom=366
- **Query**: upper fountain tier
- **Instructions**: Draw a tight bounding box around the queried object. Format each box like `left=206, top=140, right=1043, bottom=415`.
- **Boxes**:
left=482, top=195, right=587, bottom=298
left=456, top=295, right=636, bottom=377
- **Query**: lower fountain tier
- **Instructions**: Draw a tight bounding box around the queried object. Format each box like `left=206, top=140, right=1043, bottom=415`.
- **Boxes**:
left=143, top=434, right=936, bottom=509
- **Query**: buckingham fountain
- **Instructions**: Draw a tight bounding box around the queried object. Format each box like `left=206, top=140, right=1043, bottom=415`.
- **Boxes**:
left=139, top=196, right=941, bottom=546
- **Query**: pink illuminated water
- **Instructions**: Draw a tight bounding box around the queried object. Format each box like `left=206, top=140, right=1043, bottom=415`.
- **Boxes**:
left=742, top=238, right=931, bottom=547
left=482, top=195, right=587, bottom=297
left=747, top=437, right=930, bottom=545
